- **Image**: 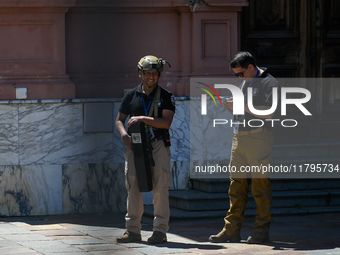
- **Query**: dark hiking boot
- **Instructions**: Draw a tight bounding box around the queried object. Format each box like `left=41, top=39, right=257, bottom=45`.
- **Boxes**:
left=116, top=231, right=141, bottom=243
left=246, top=232, right=270, bottom=244
left=209, top=230, right=241, bottom=243
left=147, top=231, right=167, bottom=244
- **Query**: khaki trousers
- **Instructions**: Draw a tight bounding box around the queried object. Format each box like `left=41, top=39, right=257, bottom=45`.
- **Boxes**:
left=124, top=140, right=171, bottom=234
left=224, top=129, right=273, bottom=235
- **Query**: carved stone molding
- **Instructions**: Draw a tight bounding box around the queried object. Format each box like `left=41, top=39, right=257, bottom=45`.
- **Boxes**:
left=0, top=0, right=76, bottom=7
left=186, top=0, right=208, bottom=11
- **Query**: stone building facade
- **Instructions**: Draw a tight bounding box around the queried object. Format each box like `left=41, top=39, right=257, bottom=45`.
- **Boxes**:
left=0, top=0, right=247, bottom=215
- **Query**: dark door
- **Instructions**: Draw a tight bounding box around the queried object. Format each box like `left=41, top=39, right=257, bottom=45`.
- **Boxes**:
left=241, top=0, right=340, bottom=141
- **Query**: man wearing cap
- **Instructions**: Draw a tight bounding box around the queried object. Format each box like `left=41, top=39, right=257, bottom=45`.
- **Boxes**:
left=115, top=55, right=175, bottom=244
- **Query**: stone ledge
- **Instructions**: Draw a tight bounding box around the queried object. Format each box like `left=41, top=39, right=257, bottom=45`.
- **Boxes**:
left=70, top=0, right=248, bottom=8
left=0, top=96, right=190, bottom=104
left=0, top=0, right=76, bottom=7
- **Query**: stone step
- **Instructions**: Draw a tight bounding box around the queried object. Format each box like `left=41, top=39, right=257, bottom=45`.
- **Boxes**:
left=191, top=178, right=229, bottom=193
left=169, top=189, right=340, bottom=211
left=274, top=121, right=340, bottom=141
left=273, top=156, right=340, bottom=165
left=191, top=178, right=340, bottom=193
left=144, top=205, right=340, bottom=219
left=272, top=140, right=340, bottom=160
left=161, top=140, right=340, bottom=219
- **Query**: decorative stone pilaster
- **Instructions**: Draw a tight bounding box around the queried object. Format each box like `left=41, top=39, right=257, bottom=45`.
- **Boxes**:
left=0, top=0, right=76, bottom=99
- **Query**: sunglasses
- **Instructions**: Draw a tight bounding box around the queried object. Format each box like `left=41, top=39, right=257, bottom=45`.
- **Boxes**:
left=233, top=66, right=249, bottom=78
left=234, top=72, right=245, bottom=78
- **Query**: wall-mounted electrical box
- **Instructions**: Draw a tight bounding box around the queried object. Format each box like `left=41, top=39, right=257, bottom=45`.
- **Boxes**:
left=16, top=87, right=27, bottom=99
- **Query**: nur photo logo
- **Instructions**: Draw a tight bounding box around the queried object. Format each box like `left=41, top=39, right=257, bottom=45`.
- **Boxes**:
left=196, top=80, right=312, bottom=128
left=196, top=82, right=223, bottom=115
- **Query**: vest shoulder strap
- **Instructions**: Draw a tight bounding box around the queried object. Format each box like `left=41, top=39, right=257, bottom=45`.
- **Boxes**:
left=148, top=86, right=161, bottom=117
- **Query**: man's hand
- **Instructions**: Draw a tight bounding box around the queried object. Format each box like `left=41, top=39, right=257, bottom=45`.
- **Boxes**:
left=127, top=116, right=143, bottom=127
left=116, top=112, right=133, bottom=150
left=223, top=100, right=233, bottom=114
left=121, top=133, right=132, bottom=151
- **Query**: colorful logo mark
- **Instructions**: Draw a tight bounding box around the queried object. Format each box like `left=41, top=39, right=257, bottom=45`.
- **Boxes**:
left=196, top=82, right=222, bottom=107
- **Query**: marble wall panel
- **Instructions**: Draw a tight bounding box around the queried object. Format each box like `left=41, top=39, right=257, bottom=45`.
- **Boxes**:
left=0, top=104, right=19, bottom=165
left=0, top=165, right=62, bottom=216
left=0, top=98, right=193, bottom=216
left=170, top=161, right=190, bottom=190
left=18, top=103, right=113, bottom=165
left=190, top=98, right=233, bottom=162
left=169, top=100, right=190, bottom=162
left=113, top=102, right=126, bottom=163
left=62, top=163, right=126, bottom=214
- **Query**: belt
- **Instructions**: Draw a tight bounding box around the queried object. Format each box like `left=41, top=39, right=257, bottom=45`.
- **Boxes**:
left=236, top=127, right=267, bottom=137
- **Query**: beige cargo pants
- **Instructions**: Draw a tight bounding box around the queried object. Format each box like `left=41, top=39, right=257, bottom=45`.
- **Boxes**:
left=224, top=128, right=273, bottom=235
left=124, top=139, right=171, bottom=234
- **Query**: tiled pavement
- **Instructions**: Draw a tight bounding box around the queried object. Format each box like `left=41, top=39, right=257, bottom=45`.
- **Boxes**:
left=0, top=212, right=339, bottom=255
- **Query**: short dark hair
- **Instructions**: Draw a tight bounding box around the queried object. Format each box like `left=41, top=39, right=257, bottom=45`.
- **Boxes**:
left=230, top=51, right=257, bottom=69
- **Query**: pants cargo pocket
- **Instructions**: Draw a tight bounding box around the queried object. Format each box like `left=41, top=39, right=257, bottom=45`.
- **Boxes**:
left=124, top=148, right=139, bottom=192
left=162, top=162, right=172, bottom=188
